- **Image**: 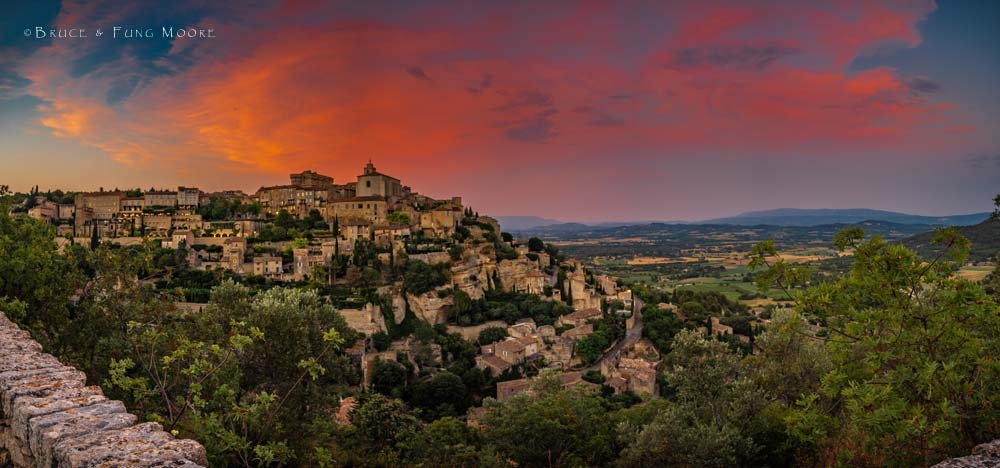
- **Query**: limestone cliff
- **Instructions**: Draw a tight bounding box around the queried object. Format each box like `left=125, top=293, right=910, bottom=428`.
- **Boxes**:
left=449, top=249, right=496, bottom=300
left=496, top=259, right=548, bottom=295
left=406, top=291, right=454, bottom=324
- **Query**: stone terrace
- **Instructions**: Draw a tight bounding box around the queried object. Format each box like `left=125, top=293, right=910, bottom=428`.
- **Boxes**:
left=0, top=312, right=207, bottom=467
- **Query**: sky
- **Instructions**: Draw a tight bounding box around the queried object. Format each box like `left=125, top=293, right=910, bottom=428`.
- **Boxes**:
left=1, top=0, right=998, bottom=222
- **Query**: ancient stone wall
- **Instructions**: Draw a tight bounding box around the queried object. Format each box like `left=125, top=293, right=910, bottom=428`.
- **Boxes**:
left=0, top=312, right=207, bottom=467
left=932, top=440, right=1000, bottom=468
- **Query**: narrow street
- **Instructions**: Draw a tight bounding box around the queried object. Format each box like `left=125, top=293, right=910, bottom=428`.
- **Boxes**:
left=588, top=295, right=643, bottom=372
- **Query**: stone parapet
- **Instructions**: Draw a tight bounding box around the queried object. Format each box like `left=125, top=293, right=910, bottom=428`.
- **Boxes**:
left=0, top=312, right=206, bottom=467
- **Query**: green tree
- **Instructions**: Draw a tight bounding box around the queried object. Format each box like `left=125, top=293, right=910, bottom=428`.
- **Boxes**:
left=618, top=329, right=759, bottom=467
left=755, top=228, right=1000, bottom=466
left=477, top=326, right=508, bottom=345
left=371, top=358, right=407, bottom=397
left=403, top=259, right=449, bottom=295
left=274, top=209, right=295, bottom=229
left=482, top=371, right=616, bottom=467
left=410, top=371, right=468, bottom=419
left=387, top=211, right=410, bottom=225
left=527, top=237, right=545, bottom=252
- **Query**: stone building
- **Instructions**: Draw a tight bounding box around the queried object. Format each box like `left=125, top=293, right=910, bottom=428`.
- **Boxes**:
left=253, top=255, right=283, bottom=278
left=356, top=161, right=404, bottom=199
left=290, top=170, right=333, bottom=189
left=556, top=308, right=603, bottom=328
left=292, top=247, right=327, bottom=280
left=327, top=197, right=388, bottom=225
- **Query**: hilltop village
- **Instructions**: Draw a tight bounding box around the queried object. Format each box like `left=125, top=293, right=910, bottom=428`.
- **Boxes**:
left=6, top=166, right=999, bottom=467
left=19, top=162, right=678, bottom=403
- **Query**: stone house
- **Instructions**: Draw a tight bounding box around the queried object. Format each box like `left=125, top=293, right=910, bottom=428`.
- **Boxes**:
left=556, top=308, right=603, bottom=328
left=710, top=317, right=734, bottom=337
left=253, top=255, right=283, bottom=278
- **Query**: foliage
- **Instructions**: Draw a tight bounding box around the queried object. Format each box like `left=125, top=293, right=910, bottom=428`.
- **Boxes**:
left=403, top=259, right=450, bottom=295
left=371, top=359, right=408, bottom=397
left=409, top=371, right=468, bottom=420
left=758, top=228, right=1000, bottom=466
left=527, top=237, right=545, bottom=252
left=482, top=372, right=617, bottom=467
left=387, top=211, right=410, bottom=225
left=477, top=326, right=508, bottom=346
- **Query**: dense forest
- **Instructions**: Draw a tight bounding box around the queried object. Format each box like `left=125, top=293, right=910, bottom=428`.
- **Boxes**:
left=2, top=187, right=999, bottom=467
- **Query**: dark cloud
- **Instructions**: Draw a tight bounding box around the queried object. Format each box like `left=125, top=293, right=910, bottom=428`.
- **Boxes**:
left=670, top=45, right=796, bottom=70
left=494, top=89, right=553, bottom=111
left=589, top=113, right=624, bottom=126
left=573, top=105, right=624, bottom=126
left=903, top=76, right=942, bottom=94
left=466, top=73, right=494, bottom=94
left=504, top=109, right=558, bottom=142
left=965, top=154, right=1000, bottom=168
left=0, top=69, right=32, bottom=96
left=407, top=66, right=430, bottom=80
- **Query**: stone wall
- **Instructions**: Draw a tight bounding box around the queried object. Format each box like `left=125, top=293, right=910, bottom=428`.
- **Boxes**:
left=0, top=312, right=207, bottom=467
left=932, top=440, right=1000, bottom=468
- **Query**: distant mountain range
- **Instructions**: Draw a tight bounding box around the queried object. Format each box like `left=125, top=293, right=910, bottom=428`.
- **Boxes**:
left=700, top=208, right=991, bottom=227
left=494, top=216, right=565, bottom=231
left=496, top=216, right=649, bottom=232
left=499, top=208, right=991, bottom=232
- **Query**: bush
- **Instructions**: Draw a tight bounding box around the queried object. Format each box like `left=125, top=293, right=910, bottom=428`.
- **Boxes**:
left=403, top=260, right=449, bottom=295
left=477, top=326, right=508, bottom=345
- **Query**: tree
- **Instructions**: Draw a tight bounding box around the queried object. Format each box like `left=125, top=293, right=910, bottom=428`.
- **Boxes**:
left=371, top=358, right=407, bottom=396
left=477, top=326, right=508, bottom=345
left=0, top=199, right=83, bottom=350
left=349, top=393, right=419, bottom=455
left=403, top=416, right=487, bottom=467
left=527, top=237, right=545, bottom=252
left=403, top=259, right=448, bottom=295
left=482, top=371, right=617, bottom=467
left=753, top=228, right=1000, bottom=466
left=105, top=282, right=356, bottom=467
left=410, top=371, right=468, bottom=419
left=274, top=209, right=295, bottom=229
left=575, top=329, right=611, bottom=364
left=619, top=329, right=759, bottom=467
left=983, top=254, right=1000, bottom=302
left=387, top=211, right=410, bottom=225
left=90, top=223, right=99, bottom=249
left=371, top=331, right=392, bottom=351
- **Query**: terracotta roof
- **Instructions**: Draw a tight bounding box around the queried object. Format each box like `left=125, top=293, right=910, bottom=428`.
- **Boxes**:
left=561, top=308, right=602, bottom=321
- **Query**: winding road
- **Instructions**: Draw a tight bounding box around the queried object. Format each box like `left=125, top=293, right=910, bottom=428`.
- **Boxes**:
left=588, top=295, right=643, bottom=372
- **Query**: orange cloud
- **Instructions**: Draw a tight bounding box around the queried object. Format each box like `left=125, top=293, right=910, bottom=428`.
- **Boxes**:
left=14, top=0, right=976, bottom=200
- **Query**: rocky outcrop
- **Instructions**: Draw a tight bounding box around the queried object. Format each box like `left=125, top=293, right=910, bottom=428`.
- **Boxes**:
left=932, top=440, right=1000, bottom=468
left=407, top=291, right=453, bottom=324
left=497, top=259, right=547, bottom=295
left=450, top=251, right=496, bottom=300
left=0, top=312, right=207, bottom=467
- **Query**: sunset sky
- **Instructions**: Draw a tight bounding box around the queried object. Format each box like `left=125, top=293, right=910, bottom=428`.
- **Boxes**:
left=1, top=0, right=998, bottom=222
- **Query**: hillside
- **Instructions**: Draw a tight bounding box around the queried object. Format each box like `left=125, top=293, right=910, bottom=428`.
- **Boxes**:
left=701, top=208, right=990, bottom=227
left=901, top=217, right=1000, bottom=262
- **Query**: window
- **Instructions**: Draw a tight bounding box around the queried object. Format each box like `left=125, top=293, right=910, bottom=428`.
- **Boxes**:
left=366, top=181, right=371, bottom=188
